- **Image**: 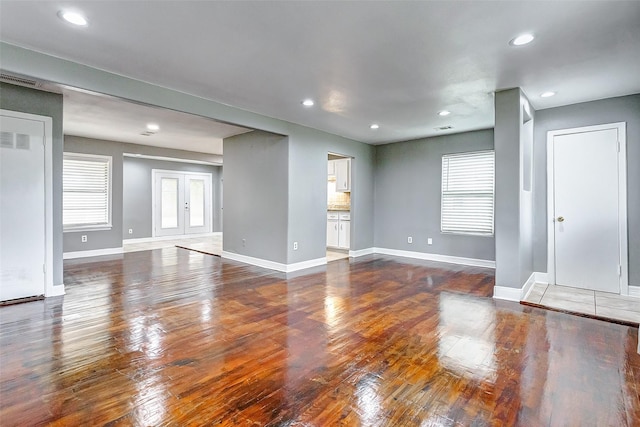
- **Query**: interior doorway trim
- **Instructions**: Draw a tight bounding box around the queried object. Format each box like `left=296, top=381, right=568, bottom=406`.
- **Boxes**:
left=546, top=122, right=628, bottom=295
left=0, top=109, right=58, bottom=297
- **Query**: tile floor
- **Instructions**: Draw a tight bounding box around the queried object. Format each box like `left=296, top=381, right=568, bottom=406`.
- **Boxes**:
left=124, top=234, right=223, bottom=254
left=524, top=283, right=640, bottom=325
left=124, top=234, right=351, bottom=263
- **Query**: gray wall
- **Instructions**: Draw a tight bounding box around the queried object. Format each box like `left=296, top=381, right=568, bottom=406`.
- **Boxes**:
left=374, top=129, right=495, bottom=260
left=494, top=89, right=535, bottom=289
left=64, top=136, right=124, bottom=252
left=223, top=131, right=289, bottom=264
left=288, top=127, right=376, bottom=264
left=533, top=94, right=640, bottom=286
left=0, top=82, right=64, bottom=287
left=123, top=157, right=221, bottom=238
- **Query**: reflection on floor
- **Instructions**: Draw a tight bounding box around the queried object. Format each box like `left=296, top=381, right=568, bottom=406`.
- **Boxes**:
left=7, top=252, right=636, bottom=425
left=524, top=283, right=640, bottom=325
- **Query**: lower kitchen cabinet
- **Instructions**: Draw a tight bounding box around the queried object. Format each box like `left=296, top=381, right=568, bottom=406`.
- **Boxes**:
left=327, top=211, right=350, bottom=249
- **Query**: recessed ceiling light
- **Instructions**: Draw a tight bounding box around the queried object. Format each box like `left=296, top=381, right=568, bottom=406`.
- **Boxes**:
left=302, top=99, right=314, bottom=107
left=58, top=10, right=88, bottom=26
left=438, top=110, right=451, bottom=116
left=146, top=123, right=160, bottom=131
left=540, top=91, right=556, bottom=98
left=370, top=124, right=379, bottom=130
left=510, top=33, right=534, bottom=46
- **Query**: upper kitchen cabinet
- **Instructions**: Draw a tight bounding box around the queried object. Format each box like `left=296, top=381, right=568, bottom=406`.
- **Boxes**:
left=335, top=158, right=351, bottom=192
left=327, top=159, right=336, bottom=177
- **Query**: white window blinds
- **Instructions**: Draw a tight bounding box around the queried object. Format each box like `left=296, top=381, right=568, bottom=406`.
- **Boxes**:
left=63, top=153, right=112, bottom=229
left=441, top=150, right=495, bottom=235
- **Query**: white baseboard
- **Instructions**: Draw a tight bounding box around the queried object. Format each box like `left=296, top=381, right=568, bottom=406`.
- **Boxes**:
left=629, top=286, right=640, bottom=298
left=287, top=257, right=327, bottom=272
left=45, top=284, right=65, bottom=297
left=535, top=272, right=548, bottom=285
left=521, top=272, right=537, bottom=301
left=124, top=232, right=220, bottom=244
left=222, top=251, right=327, bottom=273
left=493, top=286, right=522, bottom=302
left=349, top=247, right=374, bottom=258
left=494, top=271, right=546, bottom=302
left=373, top=247, right=495, bottom=269
left=63, top=247, right=123, bottom=260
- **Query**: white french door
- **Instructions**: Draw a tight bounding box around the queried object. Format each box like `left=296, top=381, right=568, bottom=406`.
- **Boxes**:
left=547, top=123, right=628, bottom=294
left=153, top=171, right=212, bottom=237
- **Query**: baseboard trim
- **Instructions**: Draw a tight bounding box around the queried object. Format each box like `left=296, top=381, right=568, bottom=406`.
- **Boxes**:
left=493, top=286, right=522, bottom=302
left=521, top=272, right=537, bottom=301
left=222, top=251, right=327, bottom=273
left=45, top=284, right=65, bottom=297
left=63, top=247, right=124, bottom=260
left=628, top=286, right=640, bottom=298
left=535, top=272, right=549, bottom=285
left=373, top=247, right=495, bottom=269
left=349, top=247, right=374, bottom=258
left=124, top=232, right=220, bottom=244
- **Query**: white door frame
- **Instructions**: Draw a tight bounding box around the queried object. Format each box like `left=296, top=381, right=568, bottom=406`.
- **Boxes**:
left=0, top=109, right=58, bottom=297
left=151, top=169, right=213, bottom=237
left=546, top=122, right=628, bottom=295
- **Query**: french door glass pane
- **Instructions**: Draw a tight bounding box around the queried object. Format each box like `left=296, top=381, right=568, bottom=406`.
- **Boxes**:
left=189, top=179, right=205, bottom=227
left=161, top=178, right=178, bottom=228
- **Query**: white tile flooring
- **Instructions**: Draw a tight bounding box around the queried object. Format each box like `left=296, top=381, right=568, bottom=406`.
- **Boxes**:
left=524, top=283, right=640, bottom=325
left=124, top=234, right=351, bottom=262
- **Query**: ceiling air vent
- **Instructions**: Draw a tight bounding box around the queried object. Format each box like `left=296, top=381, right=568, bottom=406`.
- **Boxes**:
left=435, top=125, right=453, bottom=131
left=140, top=131, right=155, bottom=136
left=0, top=73, right=42, bottom=88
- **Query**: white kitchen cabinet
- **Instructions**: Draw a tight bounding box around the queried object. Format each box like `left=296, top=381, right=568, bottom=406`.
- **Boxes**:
left=335, top=158, right=350, bottom=192
left=327, top=213, right=339, bottom=248
left=327, top=212, right=350, bottom=249
left=327, top=159, right=336, bottom=177
left=338, top=217, right=350, bottom=249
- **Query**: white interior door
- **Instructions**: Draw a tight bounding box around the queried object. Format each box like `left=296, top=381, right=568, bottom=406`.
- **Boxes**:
left=550, top=125, right=625, bottom=293
left=154, top=171, right=211, bottom=237
left=0, top=115, right=46, bottom=301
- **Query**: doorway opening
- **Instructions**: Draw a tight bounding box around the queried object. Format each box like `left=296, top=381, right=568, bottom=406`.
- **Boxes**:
left=326, top=153, right=351, bottom=262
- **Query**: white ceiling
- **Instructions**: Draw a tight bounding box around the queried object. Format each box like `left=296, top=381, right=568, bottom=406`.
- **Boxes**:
left=62, top=89, right=250, bottom=155
left=1, top=1, right=639, bottom=145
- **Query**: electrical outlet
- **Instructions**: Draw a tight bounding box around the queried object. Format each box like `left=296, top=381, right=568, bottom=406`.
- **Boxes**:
left=128, top=228, right=133, bottom=235
left=427, top=237, right=433, bottom=245
left=407, top=236, right=412, bottom=244
left=293, top=241, right=298, bottom=250
left=81, top=235, right=87, bottom=243
left=242, top=239, right=246, bottom=247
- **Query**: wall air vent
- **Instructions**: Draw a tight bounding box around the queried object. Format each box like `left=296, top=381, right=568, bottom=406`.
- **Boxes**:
left=435, top=125, right=453, bottom=131
left=0, top=73, right=42, bottom=88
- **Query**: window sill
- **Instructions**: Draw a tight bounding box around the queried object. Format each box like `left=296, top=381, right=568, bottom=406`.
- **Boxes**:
left=441, top=231, right=494, bottom=237
left=64, top=225, right=113, bottom=233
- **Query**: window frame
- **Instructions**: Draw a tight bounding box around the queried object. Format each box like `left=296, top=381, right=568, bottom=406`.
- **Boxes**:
left=440, top=149, right=495, bottom=236
left=62, top=152, right=113, bottom=232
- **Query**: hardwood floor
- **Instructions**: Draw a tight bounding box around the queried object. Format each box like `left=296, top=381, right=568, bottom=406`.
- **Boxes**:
left=1, top=249, right=638, bottom=426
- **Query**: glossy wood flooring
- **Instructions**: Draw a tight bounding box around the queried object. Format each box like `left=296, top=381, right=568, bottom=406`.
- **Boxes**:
left=1, top=249, right=639, bottom=426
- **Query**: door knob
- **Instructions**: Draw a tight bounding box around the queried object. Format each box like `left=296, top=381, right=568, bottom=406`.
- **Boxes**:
left=557, top=216, right=564, bottom=222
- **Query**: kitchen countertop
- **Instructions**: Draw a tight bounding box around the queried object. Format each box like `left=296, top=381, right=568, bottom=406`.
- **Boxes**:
left=327, top=206, right=350, bottom=212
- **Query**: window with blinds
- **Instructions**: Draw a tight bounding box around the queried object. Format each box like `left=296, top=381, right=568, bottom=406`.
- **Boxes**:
left=441, top=150, right=495, bottom=235
left=63, top=153, right=112, bottom=230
